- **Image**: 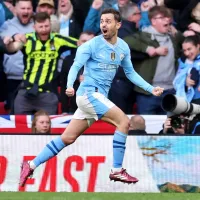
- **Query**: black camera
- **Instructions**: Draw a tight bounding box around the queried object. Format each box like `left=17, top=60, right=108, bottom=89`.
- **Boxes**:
left=171, top=116, right=185, bottom=129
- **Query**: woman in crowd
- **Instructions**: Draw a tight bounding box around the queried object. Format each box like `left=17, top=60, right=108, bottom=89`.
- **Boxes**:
left=31, top=110, right=51, bottom=134
left=173, top=35, right=200, bottom=104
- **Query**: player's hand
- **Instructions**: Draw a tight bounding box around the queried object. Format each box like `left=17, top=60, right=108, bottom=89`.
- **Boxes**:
left=152, top=86, right=164, bottom=96
left=65, top=88, right=75, bottom=97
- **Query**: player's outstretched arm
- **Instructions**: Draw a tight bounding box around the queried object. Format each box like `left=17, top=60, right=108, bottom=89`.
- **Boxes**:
left=152, top=86, right=164, bottom=96
left=122, top=50, right=164, bottom=96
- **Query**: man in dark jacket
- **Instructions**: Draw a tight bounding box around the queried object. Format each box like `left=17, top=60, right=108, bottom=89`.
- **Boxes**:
left=0, top=36, right=19, bottom=101
left=124, top=6, right=183, bottom=115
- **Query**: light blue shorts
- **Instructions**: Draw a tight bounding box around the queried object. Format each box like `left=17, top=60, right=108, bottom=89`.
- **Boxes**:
left=73, top=92, right=115, bottom=120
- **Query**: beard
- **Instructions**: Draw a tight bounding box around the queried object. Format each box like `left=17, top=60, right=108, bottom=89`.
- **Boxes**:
left=103, top=30, right=116, bottom=40
left=17, top=15, right=31, bottom=25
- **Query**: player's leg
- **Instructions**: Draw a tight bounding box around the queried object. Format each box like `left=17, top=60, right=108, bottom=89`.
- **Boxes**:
left=101, top=105, right=139, bottom=184
left=20, top=118, right=89, bottom=187
left=31, top=119, right=89, bottom=168
left=86, top=92, right=138, bottom=184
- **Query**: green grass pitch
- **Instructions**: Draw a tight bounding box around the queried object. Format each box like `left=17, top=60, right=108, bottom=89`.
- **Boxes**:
left=0, top=192, right=199, bottom=200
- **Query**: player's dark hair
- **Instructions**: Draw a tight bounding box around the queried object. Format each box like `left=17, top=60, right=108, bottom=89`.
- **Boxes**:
left=101, top=8, right=122, bottom=22
left=33, top=12, right=50, bottom=23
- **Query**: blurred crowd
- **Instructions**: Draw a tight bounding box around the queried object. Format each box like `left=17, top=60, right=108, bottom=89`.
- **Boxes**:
left=1, top=0, right=200, bottom=133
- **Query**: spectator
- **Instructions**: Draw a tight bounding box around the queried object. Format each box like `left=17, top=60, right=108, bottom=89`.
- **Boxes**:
left=83, top=0, right=131, bottom=35
left=0, top=36, right=20, bottom=102
left=173, top=35, right=200, bottom=104
left=57, top=0, right=86, bottom=70
left=108, top=3, right=142, bottom=114
left=138, top=0, right=164, bottom=30
left=58, top=0, right=86, bottom=38
left=13, top=12, right=77, bottom=115
left=36, top=0, right=55, bottom=15
left=113, top=0, right=131, bottom=11
left=0, top=0, right=15, bottom=27
left=128, top=115, right=147, bottom=134
left=33, top=0, right=58, bottom=12
left=164, top=0, right=200, bottom=32
left=31, top=110, right=51, bottom=134
left=0, top=0, right=34, bottom=113
left=124, top=6, right=183, bottom=114
left=60, top=31, right=95, bottom=113
left=36, top=0, right=60, bottom=33
left=118, top=1, right=141, bottom=37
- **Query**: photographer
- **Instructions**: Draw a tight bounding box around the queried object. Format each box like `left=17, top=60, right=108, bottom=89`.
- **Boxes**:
left=159, top=116, right=185, bottom=134
left=161, top=94, right=200, bottom=134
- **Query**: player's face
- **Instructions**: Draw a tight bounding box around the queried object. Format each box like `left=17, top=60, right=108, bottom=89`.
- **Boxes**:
left=34, top=19, right=51, bottom=41
left=182, top=42, right=200, bottom=61
left=35, top=116, right=50, bottom=134
left=100, top=13, right=121, bottom=41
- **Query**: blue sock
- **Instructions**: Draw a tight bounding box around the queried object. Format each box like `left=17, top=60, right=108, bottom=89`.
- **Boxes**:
left=113, top=130, right=127, bottom=168
left=33, top=136, right=66, bottom=167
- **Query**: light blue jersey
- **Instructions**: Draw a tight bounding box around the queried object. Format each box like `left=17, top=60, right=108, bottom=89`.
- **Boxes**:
left=67, top=35, right=153, bottom=97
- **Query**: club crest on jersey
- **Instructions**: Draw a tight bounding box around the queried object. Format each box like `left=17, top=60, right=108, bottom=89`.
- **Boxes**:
left=111, top=52, right=115, bottom=61
left=120, top=53, right=125, bottom=60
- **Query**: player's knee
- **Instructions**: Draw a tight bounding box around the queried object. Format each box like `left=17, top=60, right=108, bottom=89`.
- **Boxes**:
left=61, top=135, right=77, bottom=145
left=118, top=115, right=130, bottom=131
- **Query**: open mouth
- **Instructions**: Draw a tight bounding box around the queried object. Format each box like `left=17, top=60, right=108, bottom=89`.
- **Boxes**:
left=163, top=23, right=170, bottom=28
left=102, top=29, right=108, bottom=34
left=22, top=14, right=29, bottom=21
left=22, top=14, right=28, bottom=18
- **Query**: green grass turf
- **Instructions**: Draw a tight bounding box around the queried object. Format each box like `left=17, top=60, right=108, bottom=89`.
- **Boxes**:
left=0, top=193, right=199, bottom=200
